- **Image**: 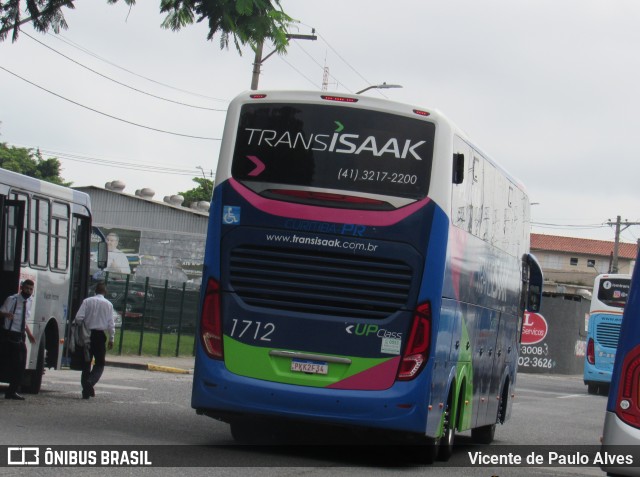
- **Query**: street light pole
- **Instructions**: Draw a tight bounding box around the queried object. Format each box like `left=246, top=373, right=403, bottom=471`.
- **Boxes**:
left=251, top=32, right=317, bottom=90
left=356, top=82, right=403, bottom=94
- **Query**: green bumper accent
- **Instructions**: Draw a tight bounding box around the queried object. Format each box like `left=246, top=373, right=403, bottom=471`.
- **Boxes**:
left=455, top=316, right=474, bottom=431
left=223, top=335, right=393, bottom=388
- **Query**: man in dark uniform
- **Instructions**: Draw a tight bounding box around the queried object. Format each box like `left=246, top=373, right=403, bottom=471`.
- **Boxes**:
left=0, top=279, right=36, bottom=400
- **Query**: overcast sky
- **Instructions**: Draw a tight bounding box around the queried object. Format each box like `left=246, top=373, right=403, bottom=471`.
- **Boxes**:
left=1, top=0, right=638, bottom=244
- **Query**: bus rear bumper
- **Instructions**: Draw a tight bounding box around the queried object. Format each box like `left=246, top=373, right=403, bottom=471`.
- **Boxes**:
left=191, top=358, right=429, bottom=435
left=601, top=411, right=640, bottom=476
left=584, top=364, right=612, bottom=385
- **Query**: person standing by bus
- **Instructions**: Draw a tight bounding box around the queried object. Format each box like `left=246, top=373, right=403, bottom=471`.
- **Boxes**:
left=0, top=279, right=36, bottom=400
left=74, top=282, right=115, bottom=399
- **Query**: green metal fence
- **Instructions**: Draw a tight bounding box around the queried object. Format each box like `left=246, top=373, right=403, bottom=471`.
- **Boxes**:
left=103, top=274, right=200, bottom=357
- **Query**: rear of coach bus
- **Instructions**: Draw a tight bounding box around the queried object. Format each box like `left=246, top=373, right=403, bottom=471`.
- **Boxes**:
left=191, top=91, right=453, bottom=437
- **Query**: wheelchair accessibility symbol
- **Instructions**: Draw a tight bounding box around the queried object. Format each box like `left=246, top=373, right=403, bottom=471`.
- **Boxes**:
left=223, top=206, right=241, bottom=225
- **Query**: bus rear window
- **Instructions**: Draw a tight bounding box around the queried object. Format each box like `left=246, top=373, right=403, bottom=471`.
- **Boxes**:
left=598, top=278, right=631, bottom=308
left=231, top=104, right=435, bottom=202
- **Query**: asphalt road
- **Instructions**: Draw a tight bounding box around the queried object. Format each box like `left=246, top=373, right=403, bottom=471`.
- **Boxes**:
left=0, top=367, right=611, bottom=476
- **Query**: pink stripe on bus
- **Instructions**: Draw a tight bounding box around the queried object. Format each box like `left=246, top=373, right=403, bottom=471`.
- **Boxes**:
left=229, top=178, right=430, bottom=226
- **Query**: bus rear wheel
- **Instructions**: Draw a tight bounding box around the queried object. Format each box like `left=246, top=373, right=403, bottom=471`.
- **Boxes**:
left=471, top=423, right=496, bottom=444
left=230, top=421, right=258, bottom=443
left=437, top=392, right=455, bottom=461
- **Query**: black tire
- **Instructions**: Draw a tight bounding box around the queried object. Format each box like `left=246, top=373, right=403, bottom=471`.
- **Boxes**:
left=420, top=439, right=439, bottom=465
left=230, top=421, right=255, bottom=443
left=471, top=423, right=496, bottom=444
left=22, top=340, right=45, bottom=394
left=437, top=394, right=455, bottom=461
left=587, top=383, right=599, bottom=395
left=230, top=420, right=275, bottom=444
left=405, top=436, right=438, bottom=465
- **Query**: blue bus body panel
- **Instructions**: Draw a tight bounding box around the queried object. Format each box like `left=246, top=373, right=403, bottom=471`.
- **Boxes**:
left=193, top=180, right=449, bottom=434
left=193, top=178, right=523, bottom=436
left=192, top=344, right=434, bottom=433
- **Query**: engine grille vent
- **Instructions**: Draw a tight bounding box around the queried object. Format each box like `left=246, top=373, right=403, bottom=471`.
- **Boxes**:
left=228, top=245, right=414, bottom=319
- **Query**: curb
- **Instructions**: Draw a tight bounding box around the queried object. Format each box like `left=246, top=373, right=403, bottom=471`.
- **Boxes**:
left=106, top=361, right=191, bottom=374
left=147, top=364, right=190, bottom=375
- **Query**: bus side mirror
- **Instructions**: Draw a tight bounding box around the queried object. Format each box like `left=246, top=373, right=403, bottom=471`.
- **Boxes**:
left=97, top=242, right=108, bottom=270
left=453, top=153, right=465, bottom=184
left=524, top=253, right=543, bottom=313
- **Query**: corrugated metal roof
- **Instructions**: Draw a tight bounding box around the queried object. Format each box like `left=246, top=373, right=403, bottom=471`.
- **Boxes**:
left=531, top=233, right=637, bottom=259
left=75, top=186, right=208, bottom=235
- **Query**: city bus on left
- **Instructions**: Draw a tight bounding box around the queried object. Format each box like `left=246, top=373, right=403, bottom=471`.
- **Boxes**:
left=0, top=168, right=107, bottom=393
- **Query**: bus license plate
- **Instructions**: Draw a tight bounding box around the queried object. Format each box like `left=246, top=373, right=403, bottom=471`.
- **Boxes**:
left=291, top=359, right=328, bottom=375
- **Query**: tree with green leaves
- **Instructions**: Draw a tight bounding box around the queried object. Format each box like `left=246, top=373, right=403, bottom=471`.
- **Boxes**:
left=179, top=177, right=213, bottom=206
left=0, top=0, right=293, bottom=55
left=0, top=142, right=70, bottom=186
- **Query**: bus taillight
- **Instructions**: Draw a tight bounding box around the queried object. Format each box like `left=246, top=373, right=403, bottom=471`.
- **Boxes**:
left=201, top=278, right=223, bottom=360
left=616, top=344, right=640, bottom=427
left=397, top=302, right=431, bottom=381
left=321, top=95, right=358, bottom=103
left=587, top=338, right=595, bottom=365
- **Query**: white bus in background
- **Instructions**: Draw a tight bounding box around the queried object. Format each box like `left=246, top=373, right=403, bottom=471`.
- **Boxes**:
left=0, top=168, right=106, bottom=393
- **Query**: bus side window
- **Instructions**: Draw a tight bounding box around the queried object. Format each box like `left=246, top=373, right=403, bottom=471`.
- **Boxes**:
left=453, top=153, right=465, bottom=184
left=452, top=136, right=473, bottom=231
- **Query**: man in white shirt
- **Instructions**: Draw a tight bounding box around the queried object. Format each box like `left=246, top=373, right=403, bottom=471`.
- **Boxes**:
left=0, top=279, right=36, bottom=400
left=74, top=282, right=115, bottom=399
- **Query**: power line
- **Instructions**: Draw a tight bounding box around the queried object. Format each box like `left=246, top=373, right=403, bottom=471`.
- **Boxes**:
left=277, top=56, right=320, bottom=89
left=316, top=31, right=371, bottom=93
left=0, top=66, right=221, bottom=141
left=293, top=41, right=345, bottom=89
left=531, top=222, right=608, bottom=230
left=37, top=148, right=206, bottom=176
left=24, top=32, right=227, bottom=112
left=290, top=23, right=377, bottom=94
left=48, top=33, right=230, bottom=104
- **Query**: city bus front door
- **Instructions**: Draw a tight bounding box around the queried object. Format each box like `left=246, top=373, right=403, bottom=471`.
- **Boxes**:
left=0, top=196, right=25, bottom=305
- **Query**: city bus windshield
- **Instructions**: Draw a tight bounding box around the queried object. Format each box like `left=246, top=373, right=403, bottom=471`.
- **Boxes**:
left=231, top=103, right=435, bottom=202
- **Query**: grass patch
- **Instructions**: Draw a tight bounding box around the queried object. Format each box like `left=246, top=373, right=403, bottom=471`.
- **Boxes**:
left=108, top=329, right=195, bottom=357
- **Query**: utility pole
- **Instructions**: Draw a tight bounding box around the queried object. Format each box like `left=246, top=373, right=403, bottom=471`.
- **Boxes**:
left=251, top=32, right=317, bottom=90
left=607, top=216, right=640, bottom=273
left=250, top=42, right=265, bottom=91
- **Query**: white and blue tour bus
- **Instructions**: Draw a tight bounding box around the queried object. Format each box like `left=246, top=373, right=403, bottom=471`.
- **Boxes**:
left=191, top=91, right=543, bottom=460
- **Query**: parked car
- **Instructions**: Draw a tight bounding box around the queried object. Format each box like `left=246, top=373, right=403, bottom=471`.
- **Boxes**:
left=144, top=287, right=199, bottom=334
left=113, top=310, right=122, bottom=329
left=105, top=280, right=154, bottom=329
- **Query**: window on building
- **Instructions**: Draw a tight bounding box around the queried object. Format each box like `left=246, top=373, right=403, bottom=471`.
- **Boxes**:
left=570, top=257, right=579, bottom=266
left=587, top=259, right=596, bottom=268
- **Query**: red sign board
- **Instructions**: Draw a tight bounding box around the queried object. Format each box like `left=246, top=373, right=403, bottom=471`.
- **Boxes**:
left=521, top=312, right=548, bottom=345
